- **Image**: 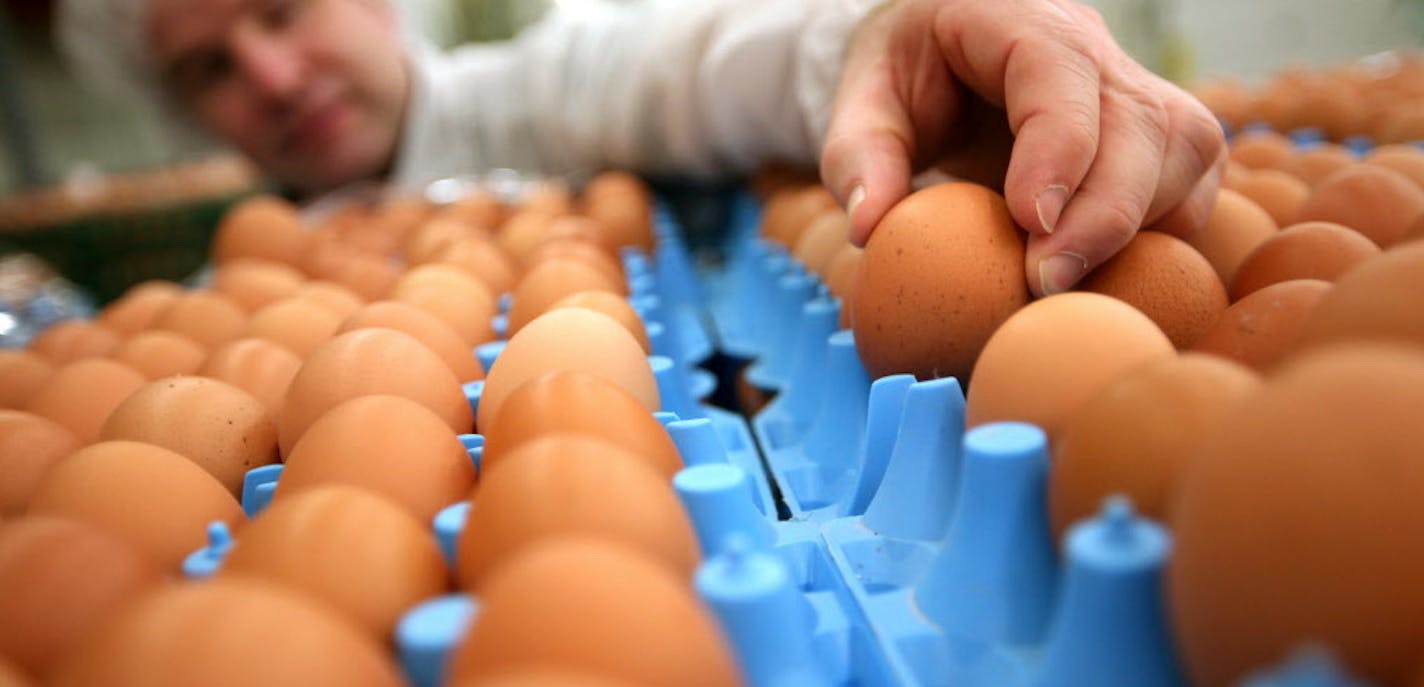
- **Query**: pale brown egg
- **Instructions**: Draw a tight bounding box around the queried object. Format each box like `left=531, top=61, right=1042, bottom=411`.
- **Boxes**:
left=243, top=297, right=343, bottom=360
left=151, top=290, right=246, bottom=350
left=581, top=170, right=655, bottom=252
left=1293, top=164, right=1424, bottom=248
left=198, top=338, right=303, bottom=417
left=94, top=281, right=183, bottom=337
left=1170, top=344, right=1424, bottom=687
left=1292, top=240, right=1424, bottom=353
left=48, top=578, right=404, bottom=687
left=966, top=292, right=1174, bottom=438
left=99, top=376, right=278, bottom=497
left=1276, top=144, right=1356, bottom=187
left=1229, top=168, right=1309, bottom=227
left=428, top=236, right=519, bottom=295
left=219, top=484, right=447, bottom=638
left=792, top=209, right=851, bottom=278
left=523, top=238, right=625, bottom=287
left=1364, top=144, right=1424, bottom=190
left=209, top=195, right=311, bottom=267
left=27, top=320, right=121, bottom=365
left=449, top=538, right=738, bottom=686
left=23, top=359, right=147, bottom=444
left=761, top=184, right=839, bottom=249
left=0, top=351, right=54, bottom=409
left=278, top=329, right=473, bottom=456
left=391, top=264, right=499, bottom=346
left=1049, top=353, right=1261, bottom=541
left=478, top=308, right=658, bottom=432
left=0, top=516, right=161, bottom=677
left=339, top=300, right=480, bottom=382
left=1184, top=188, right=1278, bottom=286
left=1228, top=131, right=1294, bottom=170
left=1194, top=279, right=1332, bottom=371
left=209, top=259, right=306, bottom=313
left=1077, top=231, right=1227, bottom=350
left=291, top=280, right=365, bottom=319
left=108, top=331, right=207, bottom=380
left=481, top=370, right=681, bottom=479
left=1229, top=221, right=1381, bottom=300
left=505, top=258, right=626, bottom=337
left=276, top=395, right=475, bottom=522
left=26, top=441, right=244, bottom=569
left=549, top=291, right=650, bottom=354
left=0, top=411, right=80, bottom=516
left=853, top=182, right=1030, bottom=381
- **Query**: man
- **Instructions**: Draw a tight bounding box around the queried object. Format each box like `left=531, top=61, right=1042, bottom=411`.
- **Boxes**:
left=59, top=0, right=1225, bottom=296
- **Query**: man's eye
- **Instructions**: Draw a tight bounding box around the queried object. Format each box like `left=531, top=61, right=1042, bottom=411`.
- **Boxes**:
left=171, top=54, right=234, bottom=98
left=261, top=0, right=304, bottom=30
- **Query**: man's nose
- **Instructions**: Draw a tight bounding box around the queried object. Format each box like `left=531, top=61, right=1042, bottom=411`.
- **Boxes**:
left=231, top=26, right=303, bottom=101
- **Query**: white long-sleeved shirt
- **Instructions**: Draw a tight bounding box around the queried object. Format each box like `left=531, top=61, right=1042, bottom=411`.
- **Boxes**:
left=390, top=0, right=885, bottom=193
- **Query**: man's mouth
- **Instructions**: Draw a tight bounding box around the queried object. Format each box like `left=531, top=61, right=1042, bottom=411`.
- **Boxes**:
left=284, top=97, right=351, bottom=153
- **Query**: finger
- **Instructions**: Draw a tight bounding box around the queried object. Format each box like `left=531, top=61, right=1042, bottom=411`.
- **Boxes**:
left=1025, top=82, right=1169, bottom=297
left=1141, top=88, right=1228, bottom=228
left=1148, top=149, right=1226, bottom=239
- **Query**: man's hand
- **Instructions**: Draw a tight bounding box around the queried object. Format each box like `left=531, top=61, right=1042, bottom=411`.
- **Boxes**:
left=820, top=0, right=1227, bottom=297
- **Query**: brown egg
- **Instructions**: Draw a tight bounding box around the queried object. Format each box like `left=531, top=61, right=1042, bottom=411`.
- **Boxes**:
left=523, top=238, right=625, bottom=287
left=1184, top=188, right=1278, bottom=286
left=100, top=377, right=278, bottom=497
left=1293, top=164, right=1424, bottom=248
left=543, top=216, right=614, bottom=252
left=1277, top=145, right=1356, bottom=188
left=391, top=264, right=498, bottom=346
left=1408, top=213, right=1424, bottom=244
left=95, top=281, right=183, bottom=336
left=276, top=395, right=475, bottom=522
left=451, top=669, right=632, bottom=687
left=520, top=181, right=576, bottom=216
left=1295, top=77, right=1370, bottom=140
left=481, top=371, right=680, bottom=479
left=449, top=538, right=738, bottom=686
left=853, top=182, right=1030, bottom=381
left=824, top=243, right=863, bottom=328
left=291, top=280, right=365, bottom=319
left=582, top=171, right=655, bottom=251
left=1228, top=131, right=1294, bottom=170
left=496, top=209, right=562, bottom=264
left=1191, top=78, right=1253, bottom=129
left=0, top=411, right=80, bottom=515
left=198, top=338, right=303, bottom=416
left=478, top=308, right=658, bottom=432
left=0, top=516, right=161, bottom=677
left=405, top=217, right=483, bottom=265
left=27, top=320, right=122, bottom=365
left=340, top=301, right=482, bottom=382
left=209, top=259, right=306, bottom=313
left=1170, top=344, right=1424, bottom=687
left=966, top=292, right=1174, bottom=437
left=505, top=258, right=625, bottom=337
left=550, top=291, right=651, bottom=354
left=1293, top=240, right=1424, bottom=353
left=23, top=359, right=147, bottom=444
left=26, top=441, right=244, bottom=569
left=325, top=253, right=401, bottom=302
left=1049, top=353, right=1260, bottom=541
left=430, top=237, right=519, bottom=295
left=1229, top=221, right=1381, bottom=300
left=0, top=351, right=54, bottom=409
left=298, top=231, right=365, bottom=280
left=243, top=298, right=343, bottom=359
left=792, top=209, right=851, bottom=278
left=278, top=328, right=473, bottom=456
left=210, top=195, right=311, bottom=267
left=1365, top=144, right=1424, bottom=190
left=151, top=290, right=246, bottom=349
left=1376, top=99, right=1424, bottom=143
left=108, top=331, right=206, bottom=380
left=1077, top=231, right=1227, bottom=350
left=761, top=184, right=839, bottom=249
left=219, top=485, right=447, bottom=638
left=1229, top=168, right=1310, bottom=227
left=0, top=655, right=34, bottom=687
left=48, top=577, right=404, bottom=687
left=1194, top=279, right=1332, bottom=371
left=436, top=190, right=505, bottom=233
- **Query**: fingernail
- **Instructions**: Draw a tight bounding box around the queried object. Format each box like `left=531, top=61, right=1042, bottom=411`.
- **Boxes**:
left=1035, top=184, right=1070, bottom=234
left=1038, top=251, right=1088, bottom=296
left=847, top=185, right=866, bottom=217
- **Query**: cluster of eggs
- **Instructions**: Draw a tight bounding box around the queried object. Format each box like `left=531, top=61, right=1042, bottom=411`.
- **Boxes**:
left=1193, top=51, right=1424, bottom=144
left=735, top=87, right=1424, bottom=684
left=0, top=171, right=739, bottom=686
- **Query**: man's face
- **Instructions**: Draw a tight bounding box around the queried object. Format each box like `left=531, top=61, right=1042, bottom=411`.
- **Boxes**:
left=148, top=0, right=410, bottom=193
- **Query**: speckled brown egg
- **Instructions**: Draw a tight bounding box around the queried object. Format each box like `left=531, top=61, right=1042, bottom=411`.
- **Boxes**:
left=391, top=264, right=498, bottom=346
left=210, top=259, right=307, bottom=313
left=1077, top=231, right=1228, bottom=350
left=151, top=290, right=247, bottom=350
left=0, top=351, right=54, bottom=409
left=853, top=182, right=1029, bottom=381
left=1293, top=163, right=1424, bottom=248
left=27, top=320, right=121, bottom=365
left=1184, top=189, right=1278, bottom=286
left=23, top=359, right=147, bottom=444
left=48, top=577, right=404, bottom=687
left=1292, top=240, right=1424, bottom=353
left=339, top=301, right=482, bottom=382
left=0, top=411, right=80, bottom=516
left=210, top=195, right=311, bottom=267
left=197, top=338, right=303, bottom=417
left=1193, top=279, right=1332, bottom=371
left=1229, top=221, right=1381, bottom=300
left=243, top=298, right=343, bottom=360
left=1229, top=168, right=1310, bottom=227
left=26, top=440, right=245, bottom=569
left=276, top=394, right=475, bottom=523
left=99, top=376, right=278, bottom=497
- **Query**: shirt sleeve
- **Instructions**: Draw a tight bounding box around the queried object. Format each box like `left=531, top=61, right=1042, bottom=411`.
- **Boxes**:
left=391, top=0, right=887, bottom=191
